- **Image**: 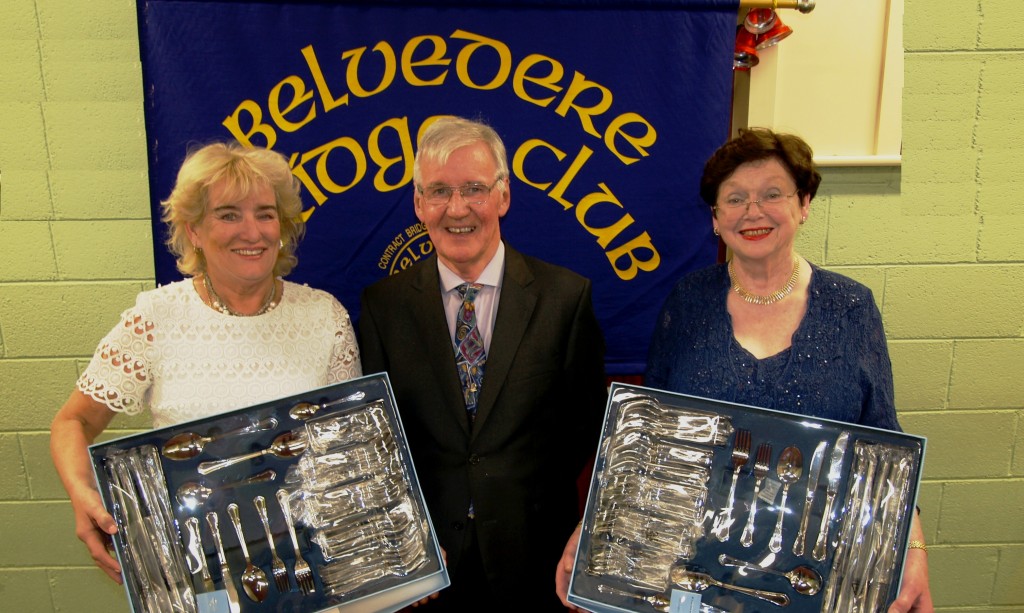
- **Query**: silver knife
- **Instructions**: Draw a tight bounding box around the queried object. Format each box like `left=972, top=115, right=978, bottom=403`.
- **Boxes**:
left=812, top=430, right=850, bottom=561
left=792, top=439, right=828, bottom=557
left=184, top=516, right=216, bottom=593
left=206, top=511, right=241, bottom=613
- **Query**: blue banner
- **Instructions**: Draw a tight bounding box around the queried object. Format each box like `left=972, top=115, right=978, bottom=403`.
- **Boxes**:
left=138, top=0, right=737, bottom=374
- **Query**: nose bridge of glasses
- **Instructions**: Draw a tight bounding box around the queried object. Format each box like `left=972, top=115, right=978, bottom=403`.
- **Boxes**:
left=739, top=190, right=796, bottom=212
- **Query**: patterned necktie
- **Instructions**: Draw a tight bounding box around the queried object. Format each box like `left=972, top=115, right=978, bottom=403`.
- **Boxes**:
left=454, top=283, right=487, bottom=420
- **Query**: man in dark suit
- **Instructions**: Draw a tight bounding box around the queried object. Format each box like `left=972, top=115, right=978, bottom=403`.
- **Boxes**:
left=359, top=116, right=606, bottom=609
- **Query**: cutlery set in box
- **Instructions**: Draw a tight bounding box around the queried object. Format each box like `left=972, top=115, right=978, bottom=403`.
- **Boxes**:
left=569, top=383, right=924, bottom=613
left=90, top=373, right=448, bottom=613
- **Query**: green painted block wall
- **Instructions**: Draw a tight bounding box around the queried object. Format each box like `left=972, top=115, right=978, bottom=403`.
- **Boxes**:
left=1, top=0, right=1021, bottom=610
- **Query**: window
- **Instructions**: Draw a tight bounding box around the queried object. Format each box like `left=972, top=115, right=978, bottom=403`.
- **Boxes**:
left=734, top=0, right=903, bottom=166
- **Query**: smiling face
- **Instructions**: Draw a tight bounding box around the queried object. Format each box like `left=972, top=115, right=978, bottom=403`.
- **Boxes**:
left=186, top=181, right=281, bottom=292
left=713, top=157, right=809, bottom=266
left=415, top=141, right=510, bottom=281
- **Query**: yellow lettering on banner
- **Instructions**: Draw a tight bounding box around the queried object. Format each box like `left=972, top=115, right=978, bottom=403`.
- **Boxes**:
left=269, top=76, right=316, bottom=132
left=397, top=241, right=434, bottom=271
left=606, top=112, right=656, bottom=165
left=288, top=151, right=327, bottom=217
left=557, top=72, right=610, bottom=140
left=575, top=185, right=635, bottom=248
left=555, top=72, right=613, bottom=140
left=512, top=139, right=565, bottom=191
left=548, top=145, right=594, bottom=211
left=290, top=116, right=418, bottom=219
left=405, top=222, right=426, bottom=238
left=343, top=42, right=397, bottom=97
left=290, top=152, right=326, bottom=221
left=220, top=30, right=666, bottom=260
left=301, top=45, right=349, bottom=111
left=368, top=117, right=414, bottom=191
left=223, top=100, right=278, bottom=149
left=606, top=233, right=660, bottom=281
left=224, top=31, right=659, bottom=170
left=402, top=35, right=451, bottom=86
left=513, top=54, right=564, bottom=107
left=294, top=136, right=368, bottom=206
left=512, top=138, right=661, bottom=279
left=452, top=30, right=512, bottom=90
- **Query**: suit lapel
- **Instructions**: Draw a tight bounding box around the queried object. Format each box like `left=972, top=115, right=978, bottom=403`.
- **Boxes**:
left=409, top=257, right=473, bottom=437
left=473, top=246, right=536, bottom=434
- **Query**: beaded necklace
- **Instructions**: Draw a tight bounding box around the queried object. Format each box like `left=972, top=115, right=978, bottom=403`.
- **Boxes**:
left=203, top=274, right=278, bottom=316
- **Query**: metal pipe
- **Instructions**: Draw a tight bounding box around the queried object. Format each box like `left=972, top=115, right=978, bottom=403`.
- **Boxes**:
left=739, top=0, right=815, bottom=13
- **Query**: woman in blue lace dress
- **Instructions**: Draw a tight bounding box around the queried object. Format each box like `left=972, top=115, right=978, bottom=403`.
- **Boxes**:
left=646, top=128, right=894, bottom=428
left=559, top=129, right=932, bottom=613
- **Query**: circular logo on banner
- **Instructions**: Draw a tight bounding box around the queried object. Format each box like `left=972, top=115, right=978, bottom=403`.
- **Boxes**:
left=377, top=223, right=434, bottom=275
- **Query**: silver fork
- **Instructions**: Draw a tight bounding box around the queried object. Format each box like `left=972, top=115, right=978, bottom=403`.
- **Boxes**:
left=740, top=442, right=772, bottom=548
left=254, top=495, right=289, bottom=593
left=276, top=489, right=316, bottom=595
left=713, top=429, right=750, bottom=541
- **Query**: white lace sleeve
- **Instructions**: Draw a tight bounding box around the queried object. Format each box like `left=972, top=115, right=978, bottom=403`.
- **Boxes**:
left=77, top=308, right=156, bottom=415
left=327, top=297, right=362, bottom=383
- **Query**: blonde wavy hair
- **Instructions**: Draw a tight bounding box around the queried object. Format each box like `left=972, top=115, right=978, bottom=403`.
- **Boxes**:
left=161, top=142, right=305, bottom=277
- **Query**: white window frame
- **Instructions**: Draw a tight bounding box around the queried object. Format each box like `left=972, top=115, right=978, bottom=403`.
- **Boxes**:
left=735, top=0, right=903, bottom=166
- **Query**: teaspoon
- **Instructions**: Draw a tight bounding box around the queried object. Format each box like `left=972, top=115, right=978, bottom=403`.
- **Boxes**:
left=718, top=553, right=822, bottom=596
left=289, top=390, right=366, bottom=420
left=197, top=431, right=307, bottom=475
left=227, top=503, right=270, bottom=603
left=769, top=445, right=803, bottom=553
left=670, top=567, right=791, bottom=607
left=162, top=417, right=278, bottom=461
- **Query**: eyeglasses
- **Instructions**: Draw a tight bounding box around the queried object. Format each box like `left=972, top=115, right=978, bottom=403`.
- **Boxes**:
left=418, top=179, right=501, bottom=207
left=717, top=190, right=798, bottom=214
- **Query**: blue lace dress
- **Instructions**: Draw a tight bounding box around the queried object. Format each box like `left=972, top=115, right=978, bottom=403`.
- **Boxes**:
left=645, top=263, right=900, bottom=431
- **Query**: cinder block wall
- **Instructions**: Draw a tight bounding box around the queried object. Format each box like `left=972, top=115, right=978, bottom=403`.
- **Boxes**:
left=0, top=0, right=1020, bottom=610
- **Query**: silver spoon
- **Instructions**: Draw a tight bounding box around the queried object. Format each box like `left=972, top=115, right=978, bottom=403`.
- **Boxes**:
left=162, top=417, right=278, bottom=460
left=175, top=469, right=277, bottom=508
left=288, top=390, right=366, bottom=420
left=718, top=553, right=822, bottom=596
left=227, top=503, right=270, bottom=603
left=197, top=431, right=307, bottom=475
left=769, top=445, right=803, bottom=553
left=670, top=567, right=791, bottom=607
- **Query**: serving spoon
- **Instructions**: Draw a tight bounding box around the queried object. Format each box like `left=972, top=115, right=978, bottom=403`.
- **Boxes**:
left=197, top=431, right=307, bottom=475
left=718, top=553, right=822, bottom=596
left=769, top=445, right=803, bottom=553
left=162, top=417, right=278, bottom=461
left=670, top=567, right=791, bottom=607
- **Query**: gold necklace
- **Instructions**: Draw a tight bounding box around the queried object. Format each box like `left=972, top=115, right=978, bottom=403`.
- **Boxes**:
left=728, top=256, right=800, bottom=306
left=203, top=274, right=278, bottom=316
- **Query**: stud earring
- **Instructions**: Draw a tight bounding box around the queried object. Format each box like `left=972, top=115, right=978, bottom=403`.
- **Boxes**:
left=713, top=227, right=720, bottom=236
left=800, top=216, right=807, bottom=224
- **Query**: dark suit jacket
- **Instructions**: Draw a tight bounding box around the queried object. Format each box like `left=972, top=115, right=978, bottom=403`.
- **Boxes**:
left=359, top=243, right=606, bottom=599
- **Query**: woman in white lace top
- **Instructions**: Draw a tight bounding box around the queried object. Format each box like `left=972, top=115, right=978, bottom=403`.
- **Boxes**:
left=49, top=142, right=362, bottom=582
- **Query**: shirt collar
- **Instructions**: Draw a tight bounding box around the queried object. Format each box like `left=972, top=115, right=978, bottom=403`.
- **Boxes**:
left=439, top=242, right=505, bottom=293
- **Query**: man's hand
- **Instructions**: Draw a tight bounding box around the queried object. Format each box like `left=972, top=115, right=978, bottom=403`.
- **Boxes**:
left=555, top=523, right=585, bottom=610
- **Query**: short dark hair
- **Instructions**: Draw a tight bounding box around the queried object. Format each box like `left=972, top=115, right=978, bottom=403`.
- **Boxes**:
left=699, top=128, right=822, bottom=209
